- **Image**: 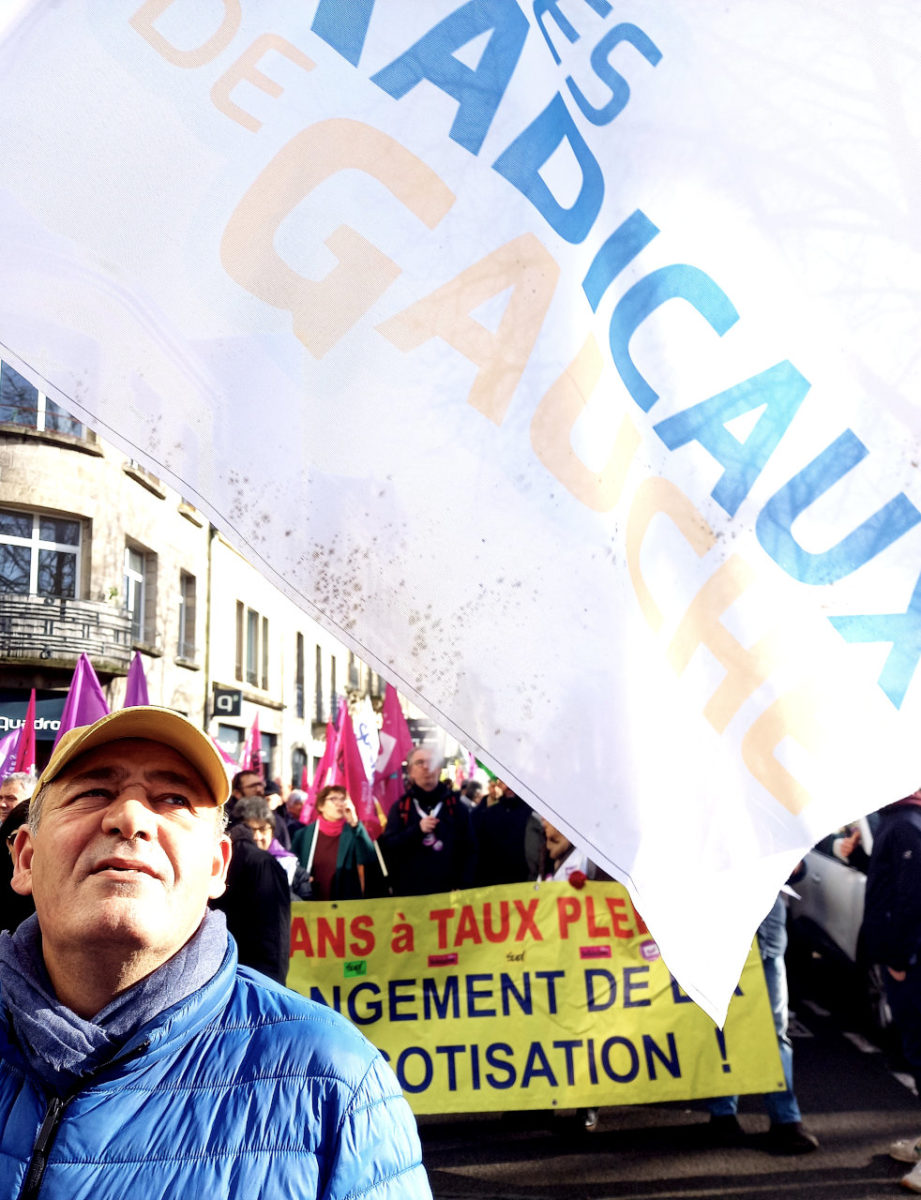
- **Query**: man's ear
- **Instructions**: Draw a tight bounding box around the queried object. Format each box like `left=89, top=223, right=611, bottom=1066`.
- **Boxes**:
left=10, top=826, right=34, bottom=897
left=207, top=834, right=232, bottom=901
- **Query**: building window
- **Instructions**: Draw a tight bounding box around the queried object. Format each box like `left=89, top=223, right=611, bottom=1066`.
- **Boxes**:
left=0, top=361, right=83, bottom=435
left=295, top=633, right=305, bottom=719
left=178, top=571, right=196, bottom=660
left=235, top=603, right=269, bottom=689
left=315, top=644, right=323, bottom=721
left=330, top=656, right=336, bottom=712
left=0, top=509, right=80, bottom=597
left=124, top=544, right=156, bottom=644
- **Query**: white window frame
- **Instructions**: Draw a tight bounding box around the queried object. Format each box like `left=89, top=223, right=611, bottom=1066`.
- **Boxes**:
left=0, top=509, right=80, bottom=597
left=0, top=360, right=84, bottom=435
left=124, top=546, right=146, bottom=642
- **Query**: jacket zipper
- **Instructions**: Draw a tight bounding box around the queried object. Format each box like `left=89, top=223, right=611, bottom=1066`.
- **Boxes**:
left=16, top=1095, right=65, bottom=1200
left=16, top=1038, right=151, bottom=1200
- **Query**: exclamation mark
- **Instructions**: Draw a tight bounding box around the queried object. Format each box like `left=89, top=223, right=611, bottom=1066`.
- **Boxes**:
left=715, top=1028, right=731, bottom=1073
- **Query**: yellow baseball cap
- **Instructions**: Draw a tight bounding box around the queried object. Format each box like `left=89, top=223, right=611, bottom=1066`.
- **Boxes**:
left=36, top=707, right=232, bottom=807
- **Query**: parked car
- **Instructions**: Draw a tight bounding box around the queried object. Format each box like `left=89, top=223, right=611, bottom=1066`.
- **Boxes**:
left=786, top=812, right=893, bottom=1039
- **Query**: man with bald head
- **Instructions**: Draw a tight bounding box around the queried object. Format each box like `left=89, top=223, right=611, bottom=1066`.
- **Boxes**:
left=0, top=706, right=430, bottom=1199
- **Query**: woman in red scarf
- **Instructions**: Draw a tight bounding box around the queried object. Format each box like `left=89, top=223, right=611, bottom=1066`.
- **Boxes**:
left=291, top=785, right=378, bottom=900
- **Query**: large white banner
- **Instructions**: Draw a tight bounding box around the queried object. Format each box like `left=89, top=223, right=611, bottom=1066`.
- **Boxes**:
left=0, top=0, right=919, bottom=1021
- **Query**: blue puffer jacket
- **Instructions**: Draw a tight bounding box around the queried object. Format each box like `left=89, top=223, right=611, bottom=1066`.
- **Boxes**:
left=0, top=942, right=432, bottom=1199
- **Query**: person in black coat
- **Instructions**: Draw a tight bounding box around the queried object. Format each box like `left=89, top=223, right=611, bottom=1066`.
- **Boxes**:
left=210, top=797, right=291, bottom=985
left=379, top=747, right=476, bottom=896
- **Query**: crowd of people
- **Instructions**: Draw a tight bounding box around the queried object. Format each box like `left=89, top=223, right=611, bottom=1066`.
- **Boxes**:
left=3, top=717, right=921, bottom=1190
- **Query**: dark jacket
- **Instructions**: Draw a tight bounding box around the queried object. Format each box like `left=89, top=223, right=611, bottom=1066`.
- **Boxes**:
left=379, top=782, right=477, bottom=896
left=472, top=794, right=542, bottom=886
left=861, top=800, right=921, bottom=971
left=291, top=821, right=378, bottom=901
left=210, top=826, right=291, bottom=984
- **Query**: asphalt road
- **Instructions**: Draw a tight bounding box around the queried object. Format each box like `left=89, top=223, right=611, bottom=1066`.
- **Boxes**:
left=417, top=992, right=919, bottom=1198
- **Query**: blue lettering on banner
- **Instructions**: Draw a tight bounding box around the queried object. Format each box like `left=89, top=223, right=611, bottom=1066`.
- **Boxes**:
left=423, top=974, right=461, bottom=1019
left=493, top=93, right=604, bottom=244
left=653, top=361, right=811, bottom=518
left=379, top=1035, right=683, bottom=1092
left=582, top=209, right=660, bottom=312
left=608, top=265, right=740, bottom=412
left=585, top=968, right=616, bottom=1011
left=485, top=1042, right=516, bottom=1088
left=389, top=978, right=419, bottom=1021
left=623, top=965, right=651, bottom=1008
left=566, top=23, right=662, bottom=126
left=533, top=0, right=613, bottom=66
left=372, top=0, right=529, bottom=156
left=755, top=430, right=921, bottom=585
left=310, top=0, right=375, bottom=66
left=467, top=973, right=498, bottom=1017
left=397, top=1046, right=434, bottom=1093
left=522, top=1042, right=558, bottom=1087
left=830, top=567, right=921, bottom=709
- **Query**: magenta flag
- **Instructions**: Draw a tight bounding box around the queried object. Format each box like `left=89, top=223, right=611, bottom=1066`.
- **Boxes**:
left=372, top=685, right=414, bottom=819
left=13, top=689, right=36, bottom=775
left=242, top=714, right=262, bottom=777
left=123, top=652, right=150, bottom=707
left=0, top=730, right=18, bottom=780
left=53, top=654, right=109, bottom=748
left=333, top=708, right=378, bottom=834
left=303, top=720, right=337, bottom=821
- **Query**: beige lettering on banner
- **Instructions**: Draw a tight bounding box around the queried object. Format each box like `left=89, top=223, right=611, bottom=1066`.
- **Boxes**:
left=378, top=234, right=559, bottom=426
left=211, top=35, right=315, bottom=133
left=626, top=477, right=715, bottom=632
left=530, top=334, right=641, bottom=509
left=221, top=120, right=455, bottom=358
left=129, top=0, right=242, bottom=68
left=741, top=685, right=820, bottom=815
left=667, top=556, right=787, bottom=733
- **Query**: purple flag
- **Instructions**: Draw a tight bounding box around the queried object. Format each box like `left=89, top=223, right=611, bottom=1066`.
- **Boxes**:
left=13, top=689, right=36, bottom=774
left=53, top=653, right=109, bottom=747
left=124, top=652, right=150, bottom=707
left=0, top=729, right=18, bottom=780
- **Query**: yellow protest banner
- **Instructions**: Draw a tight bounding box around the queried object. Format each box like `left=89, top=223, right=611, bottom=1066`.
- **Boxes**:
left=287, top=881, right=782, bottom=1114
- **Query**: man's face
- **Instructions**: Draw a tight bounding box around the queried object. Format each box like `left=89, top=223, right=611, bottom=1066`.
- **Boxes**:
left=0, top=780, right=26, bottom=820
left=12, top=739, right=230, bottom=976
left=237, top=772, right=263, bottom=797
left=408, top=750, right=440, bottom=792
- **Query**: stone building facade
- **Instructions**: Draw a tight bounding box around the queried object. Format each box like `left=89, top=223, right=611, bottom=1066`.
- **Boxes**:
left=0, top=356, right=383, bottom=783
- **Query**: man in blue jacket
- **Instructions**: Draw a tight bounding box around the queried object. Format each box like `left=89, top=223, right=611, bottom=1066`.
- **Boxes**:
left=0, top=705, right=431, bottom=1200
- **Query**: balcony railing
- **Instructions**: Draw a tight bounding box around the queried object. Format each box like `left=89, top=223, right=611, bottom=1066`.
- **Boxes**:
left=0, top=593, right=134, bottom=671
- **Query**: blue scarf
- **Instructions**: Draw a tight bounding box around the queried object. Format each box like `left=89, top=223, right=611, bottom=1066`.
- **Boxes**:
left=0, top=909, right=228, bottom=1094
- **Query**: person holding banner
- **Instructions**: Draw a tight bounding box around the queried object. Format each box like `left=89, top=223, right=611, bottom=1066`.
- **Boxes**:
left=706, top=891, right=819, bottom=1155
left=379, top=746, right=477, bottom=896
left=291, top=785, right=378, bottom=901
left=0, top=707, right=430, bottom=1199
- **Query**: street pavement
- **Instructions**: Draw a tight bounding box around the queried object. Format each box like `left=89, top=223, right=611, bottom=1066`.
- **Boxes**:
left=417, top=995, right=919, bottom=1198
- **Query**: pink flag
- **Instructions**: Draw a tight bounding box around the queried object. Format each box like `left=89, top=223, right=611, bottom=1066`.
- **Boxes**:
left=372, top=685, right=414, bottom=818
left=13, top=689, right=36, bottom=775
left=242, top=713, right=262, bottom=776
left=303, top=720, right=337, bottom=819
left=333, top=707, right=379, bottom=837
left=53, top=654, right=109, bottom=748
left=124, top=651, right=150, bottom=707
left=0, top=729, right=18, bottom=780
